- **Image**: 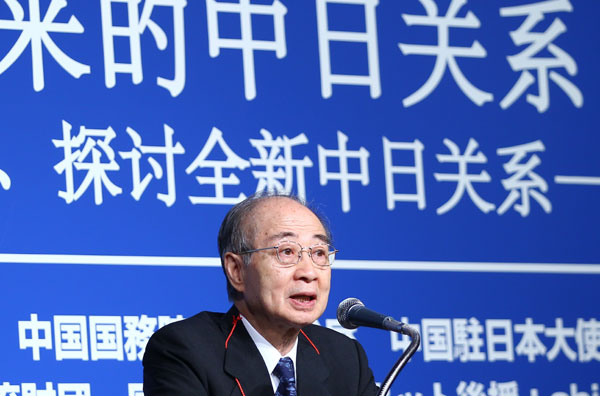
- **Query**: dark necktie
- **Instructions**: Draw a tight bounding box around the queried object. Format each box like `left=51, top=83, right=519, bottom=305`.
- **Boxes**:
left=273, top=357, right=297, bottom=396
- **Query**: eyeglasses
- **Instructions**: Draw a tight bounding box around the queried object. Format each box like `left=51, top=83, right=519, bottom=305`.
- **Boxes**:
left=238, top=240, right=338, bottom=268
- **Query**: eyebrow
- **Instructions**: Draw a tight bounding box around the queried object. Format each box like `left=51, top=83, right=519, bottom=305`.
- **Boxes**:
left=268, top=232, right=330, bottom=244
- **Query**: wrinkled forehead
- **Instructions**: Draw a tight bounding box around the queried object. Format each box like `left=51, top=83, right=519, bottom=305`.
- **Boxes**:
left=244, top=197, right=328, bottom=246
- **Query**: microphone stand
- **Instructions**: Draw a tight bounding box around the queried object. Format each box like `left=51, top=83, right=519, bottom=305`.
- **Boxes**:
left=377, top=320, right=421, bottom=396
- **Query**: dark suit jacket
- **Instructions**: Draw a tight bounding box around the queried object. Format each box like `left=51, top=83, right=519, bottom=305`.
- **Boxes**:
left=143, top=306, right=378, bottom=396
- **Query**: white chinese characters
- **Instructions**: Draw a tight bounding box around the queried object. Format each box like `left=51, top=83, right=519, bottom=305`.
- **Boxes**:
left=0, top=0, right=90, bottom=91
left=186, top=127, right=250, bottom=205
left=316, top=0, right=381, bottom=98
left=399, top=0, right=493, bottom=107
left=0, top=0, right=585, bottom=112
left=18, top=313, right=183, bottom=362
left=390, top=315, right=597, bottom=363
left=206, top=0, right=287, bottom=100
left=500, top=0, right=582, bottom=112
left=100, top=0, right=187, bottom=97
left=51, top=121, right=597, bottom=216
left=53, top=121, right=122, bottom=205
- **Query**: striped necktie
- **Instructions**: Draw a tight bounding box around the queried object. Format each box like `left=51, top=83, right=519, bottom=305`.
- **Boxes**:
left=273, top=357, right=297, bottom=396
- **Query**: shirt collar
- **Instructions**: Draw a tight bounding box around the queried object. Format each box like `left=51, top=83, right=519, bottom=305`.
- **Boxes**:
left=240, top=315, right=298, bottom=385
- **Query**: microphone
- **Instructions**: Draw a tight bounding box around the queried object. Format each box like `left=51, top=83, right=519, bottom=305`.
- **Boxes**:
left=337, top=297, right=404, bottom=332
left=338, top=298, right=421, bottom=396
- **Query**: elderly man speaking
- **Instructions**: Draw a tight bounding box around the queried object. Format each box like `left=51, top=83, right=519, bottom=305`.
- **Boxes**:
left=143, top=193, right=378, bottom=396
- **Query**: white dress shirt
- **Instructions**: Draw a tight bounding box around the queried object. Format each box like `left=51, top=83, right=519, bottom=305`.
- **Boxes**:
left=240, top=315, right=298, bottom=393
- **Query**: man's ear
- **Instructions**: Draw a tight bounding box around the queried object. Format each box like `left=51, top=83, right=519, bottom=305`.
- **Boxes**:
left=224, top=252, right=246, bottom=294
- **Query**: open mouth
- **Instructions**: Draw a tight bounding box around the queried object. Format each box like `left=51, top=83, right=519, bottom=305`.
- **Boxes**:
left=290, top=294, right=316, bottom=303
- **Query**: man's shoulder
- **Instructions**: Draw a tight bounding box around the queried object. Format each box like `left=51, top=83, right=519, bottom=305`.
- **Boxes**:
left=300, top=323, right=377, bottom=394
left=301, top=322, right=359, bottom=349
left=159, top=310, right=221, bottom=331
left=146, top=310, right=232, bottom=351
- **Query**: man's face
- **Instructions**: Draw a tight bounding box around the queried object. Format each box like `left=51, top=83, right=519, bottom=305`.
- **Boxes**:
left=240, top=198, right=331, bottom=332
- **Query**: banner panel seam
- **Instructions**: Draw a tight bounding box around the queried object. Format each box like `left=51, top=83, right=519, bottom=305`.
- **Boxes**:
left=1, top=254, right=599, bottom=274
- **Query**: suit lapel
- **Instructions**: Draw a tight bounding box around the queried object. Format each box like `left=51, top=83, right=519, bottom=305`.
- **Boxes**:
left=220, top=308, right=332, bottom=396
left=296, top=330, right=332, bottom=396
left=220, top=307, right=273, bottom=396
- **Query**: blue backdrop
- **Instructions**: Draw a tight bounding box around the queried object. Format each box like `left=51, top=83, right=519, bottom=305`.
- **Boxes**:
left=1, top=0, right=598, bottom=395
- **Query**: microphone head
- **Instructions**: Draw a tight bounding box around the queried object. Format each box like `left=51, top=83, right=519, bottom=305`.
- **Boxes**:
left=337, top=297, right=364, bottom=329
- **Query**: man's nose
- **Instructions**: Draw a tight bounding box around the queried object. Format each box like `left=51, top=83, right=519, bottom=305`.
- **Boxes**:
left=295, top=249, right=318, bottom=280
